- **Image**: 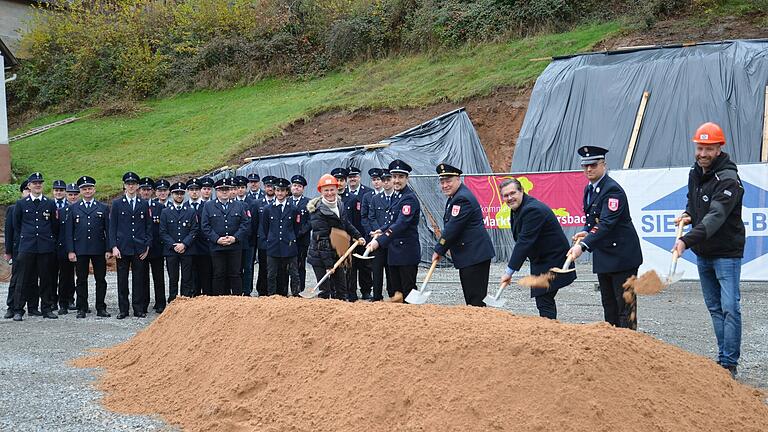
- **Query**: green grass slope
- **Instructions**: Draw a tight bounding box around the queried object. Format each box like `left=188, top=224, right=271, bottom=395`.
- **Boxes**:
left=9, top=22, right=620, bottom=199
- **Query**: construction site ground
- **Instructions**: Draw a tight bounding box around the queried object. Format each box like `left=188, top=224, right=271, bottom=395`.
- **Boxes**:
left=0, top=263, right=766, bottom=430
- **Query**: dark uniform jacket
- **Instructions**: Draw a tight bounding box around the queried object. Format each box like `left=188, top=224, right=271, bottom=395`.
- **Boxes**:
left=256, top=197, right=276, bottom=250
left=360, top=189, right=378, bottom=238
left=366, top=191, right=394, bottom=235
left=306, top=197, right=361, bottom=269
left=55, top=205, right=71, bottom=260
left=201, top=199, right=249, bottom=252
left=259, top=200, right=300, bottom=258
left=159, top=203, right=199, bottom=257
left=509, top=194, right=576, bottom=296
left=290, top=195, right=311, bottom=247
left=65, top=200, right=110, bottom=256
left=434, top=183, right=495, bottom=269
left=233, top=197, right=255, bottom=250
left=109, top=195, right=153, bottom=256
left=681, top=152, right=745, bottom=258
left=185, top=200, right=208, bottom=256
left=344, top=186, right=372, bottom=241
left=14, top=195, right=59, bottom=254
left=377, top=185, right=421, bottom=266
left=580, top=174, right=643, bottom=274
left=4, top=205, right=16, bottom=256
left=147, top=199, right=166, bottom=258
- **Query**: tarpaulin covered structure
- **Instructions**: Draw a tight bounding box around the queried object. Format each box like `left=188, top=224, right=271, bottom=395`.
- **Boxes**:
left=235, top=108, right=502, bottom=263
left=513, top=39, right=768, bottom=172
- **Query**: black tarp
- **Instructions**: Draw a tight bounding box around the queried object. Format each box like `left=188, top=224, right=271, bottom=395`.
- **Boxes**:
left=233, top=108, right=498, bottom=263
left=513, top=39, right=768, bottom=172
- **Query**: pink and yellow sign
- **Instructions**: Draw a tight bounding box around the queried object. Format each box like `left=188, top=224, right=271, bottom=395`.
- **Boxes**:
left=463, top=173, right=588, bottom=229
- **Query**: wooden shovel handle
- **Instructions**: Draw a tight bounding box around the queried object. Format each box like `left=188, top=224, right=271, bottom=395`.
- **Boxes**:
left=421, top=260, right=439, bottom=288
left=675, top=220, right=685, bottom=239
left=331, top=243, right=359, bottom=272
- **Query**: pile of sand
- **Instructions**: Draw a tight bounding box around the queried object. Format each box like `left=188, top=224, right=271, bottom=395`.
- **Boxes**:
left=74, top=296, right=768, bottom=431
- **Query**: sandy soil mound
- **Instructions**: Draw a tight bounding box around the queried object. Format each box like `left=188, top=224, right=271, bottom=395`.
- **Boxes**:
left=74, top=296, right=768, bottom=432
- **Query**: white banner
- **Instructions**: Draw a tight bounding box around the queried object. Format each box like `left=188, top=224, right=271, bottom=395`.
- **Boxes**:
left=611, top=163, right=768, bottom=281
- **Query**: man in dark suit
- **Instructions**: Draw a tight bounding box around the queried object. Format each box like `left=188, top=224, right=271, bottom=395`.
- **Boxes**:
left=255, top=175, right=277, bottom=296
left=139, top=177, right=167, bottom=314
left=3, top=181, right=29, bottom=319
left=368, top=160, right=421, bottom=303
left=56, top=182, right=80, bottom=313
left=432, top=163, right=495, bottom=307
left=499, top=178, right=576, bottom=318
left=568, top=146, right=643, bottom=329
left=66, top=176, right=111, bottom=318
left=260, top=178, right=301, bottom=296
left=185, top=178, right=212, bottom=296
left=109, top=172, right=153, bottom=319
left=201, top=177, right=250, bottom=295
left=11, top=173, right=60, bottom=321
left=344, top=166, right=374, bottom=301
left=290, top=175, right=311, bottom=294
left=363, top=168, right=392, bottom=301
left=160, top=182, right=199, bottom=301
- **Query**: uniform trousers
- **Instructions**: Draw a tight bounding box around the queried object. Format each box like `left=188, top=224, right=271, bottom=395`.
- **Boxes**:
left=191, top=254, right=212, bottom=296
left=534, top=290, right=558, bottom=319
left=389, top=264, right=417, bottom=301
left=142, top=256, right=166, bottom=311
left=211, top=249, right=242, bottom=296
left=166, top=255, right=194, bottom=300
left=459, top=259, right=491, bottom=307
left=116, top=255, right=146, bottom=316
left=347, top=244, right=373, bottom=300
left=371, top=249, right=391, bottom=300
left=268, top=255, right=299, bottom=296
left=597, top=267, right=638, bottom=330
left=255, top=248, right=269, bottom=296
left=312, top=265, right=347, bottom=300
left=241, top=247, right=255, bottom=296
left=56, top=256, right=76, bottom=309
left=13, top=252, right=54, bottom=313
left=75, top=255, right=108, bottom=312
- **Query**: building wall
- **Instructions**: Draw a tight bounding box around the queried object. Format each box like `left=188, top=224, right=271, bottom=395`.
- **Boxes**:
left=0, top=0, right=35, bottom=54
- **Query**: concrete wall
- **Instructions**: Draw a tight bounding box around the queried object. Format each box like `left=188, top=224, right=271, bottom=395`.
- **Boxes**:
left=0, top=0, right=35, bottom=54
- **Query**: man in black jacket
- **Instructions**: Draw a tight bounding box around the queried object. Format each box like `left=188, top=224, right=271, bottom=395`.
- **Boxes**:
left=499, top=178, right=576, bottom=318
left=673, top=122, right=745, bottom=378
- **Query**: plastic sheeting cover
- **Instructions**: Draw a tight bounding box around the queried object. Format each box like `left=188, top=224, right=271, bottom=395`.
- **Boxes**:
left=513, top=39, right=768, bottom=172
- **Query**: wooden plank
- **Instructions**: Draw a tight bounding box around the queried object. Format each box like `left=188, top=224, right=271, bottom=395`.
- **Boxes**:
left=623, top=91, right=650, bottom=169
left=762, top=86, right=768, bottom=162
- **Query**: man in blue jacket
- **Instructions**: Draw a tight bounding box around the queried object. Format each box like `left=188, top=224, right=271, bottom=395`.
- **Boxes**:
left=499, top=178, right=576, bottom=318
left=368, top=160, right=421, bottom=303
left=432, top=163, right=495, bottom=307
left=3, top=181, right=29, bottom=319
left=568, top=146, right=642, bottom=329
left=161, top=182, right=199, bottom=301
left=290, top=175, right=311, bottom=294
left=109, top=172, right=153, bottom=319
left=66, top=176, right=111, bottom=318
left=260, top=178, right=301, bottom=296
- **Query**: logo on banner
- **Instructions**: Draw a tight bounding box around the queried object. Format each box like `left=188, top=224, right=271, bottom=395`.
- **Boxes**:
left=451, top=205, right=460, bottom=217
left=640, top=181, right=767, bottom=264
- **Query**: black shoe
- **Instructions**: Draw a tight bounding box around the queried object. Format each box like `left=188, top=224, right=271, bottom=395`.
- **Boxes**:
left=76, top=311, right=86, bottom=319
left=4, top=309, right=13, bottom=319
left=97, top=310, right=111, bottom=318
left=155, top=308, right=164, bottom=314
left=361, top=293, right=373, bottom=301
left=42, top=311, right=58, bottom=319
left=68, top=302, right=77, bottom=311
left=28, top=309, right=42, bottom=316
left=722, top=364, right=738, bottom=378
left=58, top=307, right=69, bottom=315
left=116, top=313, right=128, bottom=320
left=13, top=313, right=23, bottom=321
left=134, top=312, right=147, bottom=318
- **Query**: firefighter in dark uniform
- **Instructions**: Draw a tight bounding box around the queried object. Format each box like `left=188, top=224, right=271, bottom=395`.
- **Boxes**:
left=568, top=146, right=643, bottom=329
left=50, top=179, right=68, bottom=309
left=139, top=177, right=167, bottom=314
left=185, top=178, right=212, bottom=296
left=66, top=176, right=111, bottom=318
left=260, top=178, right=301, bottom=296
left=4, top=181, right=29, bottom=319
left=160, top=182, right=199, bottom=301
left=247, top=173, right=265, bottom=202
left=255, top=175, right=277, bottom=296
left=201, top=177, right=250, bottom=295
left=343, top=166, right=373, bottom=301
left=54, top=182, right=80, bottom=314
left=232, top=175, right=256, bottom=296
left=11, top=173, right=60, bottom=321
left=365, top=169, right=395, bottom=301
left=110, top=172, right=153, bottom=319
left=432, top=164, right=495, bottom=307
left=154, top=179, right=171, bottom=208
left=368, top=160, right=421, bottom=303
left=200, top=176, right=215, bottom=202
left=290, top=175, right=311, bottom=294
left=499, top=177, right=576, bottom=319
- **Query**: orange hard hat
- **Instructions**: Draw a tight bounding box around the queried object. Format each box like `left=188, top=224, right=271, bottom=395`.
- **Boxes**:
left=317, top=174, right=339, bottom=192
left=692, top=122, right=725, bottom=145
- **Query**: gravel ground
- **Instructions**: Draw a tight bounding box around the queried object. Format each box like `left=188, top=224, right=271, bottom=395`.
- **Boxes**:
left=1, top=263, right=766, bottom=430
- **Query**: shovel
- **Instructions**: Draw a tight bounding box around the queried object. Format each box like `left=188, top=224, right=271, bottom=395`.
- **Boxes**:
left=624, top=220, right=686, bottom=295
left=299, top=242, right=359, bottom=299
left=663, top=220, right=686, bottom=286
left=352, top=246, right=375, bottom=260
left=549, top=240, right=580, bottom=274
left=483, top=281, right=509, bottom=308
left=405, top=259, right=439, bottom=304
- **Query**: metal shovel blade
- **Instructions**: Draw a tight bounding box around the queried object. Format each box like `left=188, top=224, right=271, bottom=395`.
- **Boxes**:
left=549, top=266, right=576, bottom=274
left=483, top=295, right=507, bottom=308
left=352, top=247, right=375, bottom=260
left=664, top=271, right=684, bottom=286
left=298, top=287, right=321, bottom=299
left=405, top=289, right=431, bottom=305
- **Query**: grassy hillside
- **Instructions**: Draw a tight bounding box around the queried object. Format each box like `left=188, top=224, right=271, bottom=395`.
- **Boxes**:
left=9, top=21, right=620, bottom=199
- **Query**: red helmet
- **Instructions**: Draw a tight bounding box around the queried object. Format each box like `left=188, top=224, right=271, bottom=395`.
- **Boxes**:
left=692, top=122, right=725, bottom=145
left=316, top=174, right=339, bottom=192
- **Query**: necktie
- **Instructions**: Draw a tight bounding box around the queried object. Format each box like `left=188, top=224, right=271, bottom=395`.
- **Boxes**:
left=192, top=202, right=199, bottom=210
left=57, top=200, right=63, bottom=209
left=86, top=202, right=91, bottom=210
left=587, top=184, right=594, bottom=206
left=223, top=202, right=228, bottom=212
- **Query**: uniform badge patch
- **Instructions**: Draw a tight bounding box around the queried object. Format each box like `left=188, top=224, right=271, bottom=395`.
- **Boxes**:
left=296, top=214, right=301, bottom=223
left=439, top=238, right=446, bottom=245
left=356, top=202, right=361, bottom=211
left=607, top=198, right=619, bottom=212
left=246, top=210, right=251, bottom=217
left=402, top=205, right=411, bottom=215
left=723, top=190, right=732, bottom=197
left=451, top=205, right=460, bottom=217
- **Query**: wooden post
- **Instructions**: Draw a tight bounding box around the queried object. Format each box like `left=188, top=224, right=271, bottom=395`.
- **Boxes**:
left=762, top=86, right=768, bottom=162
left=623, top=91, right=650, bottom=169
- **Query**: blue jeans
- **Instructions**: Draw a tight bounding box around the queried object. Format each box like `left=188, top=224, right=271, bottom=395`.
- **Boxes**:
left=697, top=257, right=742, bottom=367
